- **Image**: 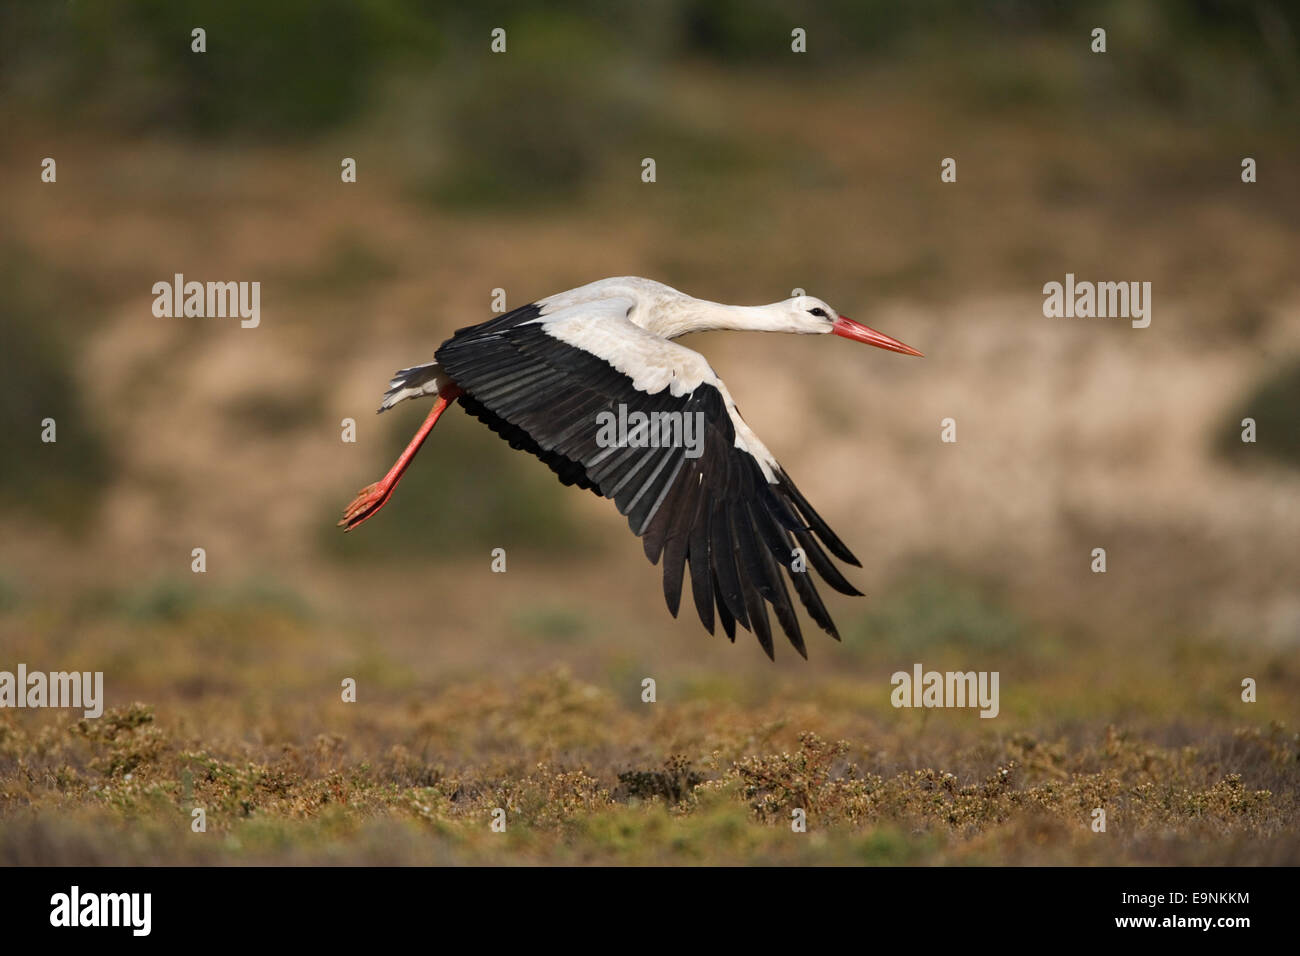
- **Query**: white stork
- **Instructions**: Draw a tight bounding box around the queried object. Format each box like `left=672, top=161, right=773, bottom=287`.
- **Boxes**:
left=339, top=276, right=922, bottom=659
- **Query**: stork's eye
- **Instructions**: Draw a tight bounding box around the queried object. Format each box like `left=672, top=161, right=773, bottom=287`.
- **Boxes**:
left=808, top=307, right=828, bottom=318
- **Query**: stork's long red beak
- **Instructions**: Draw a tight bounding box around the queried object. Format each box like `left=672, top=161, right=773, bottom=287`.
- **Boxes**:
left=832, top=315, right=924, bottom=357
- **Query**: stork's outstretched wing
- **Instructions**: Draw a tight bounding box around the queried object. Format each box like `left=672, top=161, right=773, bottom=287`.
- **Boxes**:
left=433, top=297, right=862, bottom=659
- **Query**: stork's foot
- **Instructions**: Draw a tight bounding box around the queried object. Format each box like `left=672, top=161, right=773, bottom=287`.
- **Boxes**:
left=337, top=388, right=461, bottom=533
left=338, top=480, right=394, bottom=531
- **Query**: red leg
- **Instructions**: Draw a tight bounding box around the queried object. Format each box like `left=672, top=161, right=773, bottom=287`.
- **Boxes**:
left=338, top=385, right=463, bottom=531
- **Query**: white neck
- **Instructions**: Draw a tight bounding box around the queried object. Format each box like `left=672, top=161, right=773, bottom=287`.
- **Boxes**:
left=643, top=299, right=794, bottom=339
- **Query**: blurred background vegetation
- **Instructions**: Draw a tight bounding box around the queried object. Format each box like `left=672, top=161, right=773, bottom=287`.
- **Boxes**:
left=7, top=2, right=1298, bottom=137
left=0, top=0, right=1297, bottom=864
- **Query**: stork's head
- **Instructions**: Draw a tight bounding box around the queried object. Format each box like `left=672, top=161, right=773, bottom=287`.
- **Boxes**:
left=786, top=294, right=924, bottom=356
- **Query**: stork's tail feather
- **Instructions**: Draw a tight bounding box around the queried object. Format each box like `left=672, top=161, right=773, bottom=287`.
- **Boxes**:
left=378, top=361, right=450, bottom=412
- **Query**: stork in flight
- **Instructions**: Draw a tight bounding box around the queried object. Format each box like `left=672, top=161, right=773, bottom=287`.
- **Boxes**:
left=339, top=277, right=922, bottom=659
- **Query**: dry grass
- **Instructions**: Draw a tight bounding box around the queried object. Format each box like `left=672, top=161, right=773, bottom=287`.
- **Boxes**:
left=2, top=675, right=1295, bottom=865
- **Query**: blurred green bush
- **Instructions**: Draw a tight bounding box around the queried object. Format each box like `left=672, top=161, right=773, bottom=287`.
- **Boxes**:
left=1216, top=357, right=1300, bottom=470
left=1, top=0, right=440, bottom=136
left=3, top=1, right=1293, bottom=141
left=846, top=563, right=1027, bottom=655
left=0, top=249, right=112, bottom=530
